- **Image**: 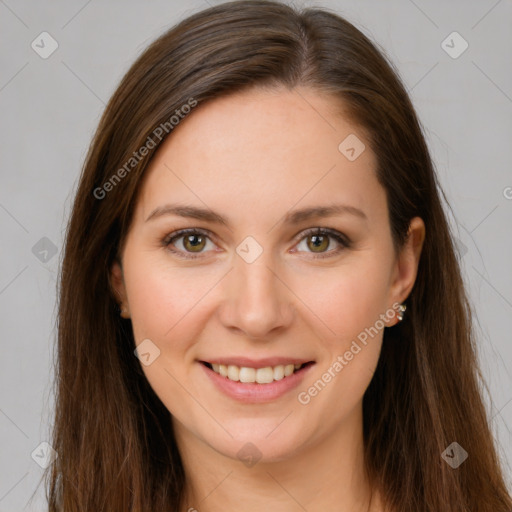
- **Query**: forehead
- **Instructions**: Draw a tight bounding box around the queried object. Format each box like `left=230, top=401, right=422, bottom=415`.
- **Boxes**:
left=135, top=86, right=384, bottom=226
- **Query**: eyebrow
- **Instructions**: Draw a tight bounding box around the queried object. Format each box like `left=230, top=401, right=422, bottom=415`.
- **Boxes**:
left=145, top=203, right=367, bottom=226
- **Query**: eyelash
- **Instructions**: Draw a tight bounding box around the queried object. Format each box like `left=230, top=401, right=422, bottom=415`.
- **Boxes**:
left=162, top=227, right=351, bottom=260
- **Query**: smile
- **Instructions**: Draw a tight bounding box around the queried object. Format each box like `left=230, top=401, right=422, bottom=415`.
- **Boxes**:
left=203, top=362, right=311, bottom=383
left=199, top=360, right=315, bottom=403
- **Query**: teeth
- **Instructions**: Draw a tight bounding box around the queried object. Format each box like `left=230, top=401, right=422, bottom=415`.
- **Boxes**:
left=209, top=363, right=305, bottom=383
left=228, top=365, right=240, bottom=381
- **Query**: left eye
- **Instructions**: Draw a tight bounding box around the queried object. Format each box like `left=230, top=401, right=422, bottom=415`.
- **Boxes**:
left=163, top=228, right=349, bottom=259
left=292, top=228, right=350, bottom=258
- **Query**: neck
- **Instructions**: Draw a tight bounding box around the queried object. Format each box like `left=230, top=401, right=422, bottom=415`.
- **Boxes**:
left=174, top=405, right=377, bottom=512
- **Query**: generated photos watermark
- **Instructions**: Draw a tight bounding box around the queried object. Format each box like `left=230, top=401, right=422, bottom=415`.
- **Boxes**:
left=297, top=302, right=403, bottom=405
left=93, top=97, right=198, bottom=200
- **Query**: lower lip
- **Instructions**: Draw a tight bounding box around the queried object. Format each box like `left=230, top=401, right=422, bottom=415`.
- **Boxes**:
left=199, top=362, right=315, bottom=404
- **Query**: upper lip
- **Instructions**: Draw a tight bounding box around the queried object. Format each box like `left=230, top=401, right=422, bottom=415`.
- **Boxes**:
left=199, top=357, right=315, bottom=369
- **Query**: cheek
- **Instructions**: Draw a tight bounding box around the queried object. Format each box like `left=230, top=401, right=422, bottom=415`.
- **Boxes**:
left=125, top=255, right=219, bottom=344
left=124, top=259, right=216, bottom=420
left=296, top=276, right=385, bottom=424
left=291, top=256, right=390, bottom=407
left=294, top=256, right=392, bottom=344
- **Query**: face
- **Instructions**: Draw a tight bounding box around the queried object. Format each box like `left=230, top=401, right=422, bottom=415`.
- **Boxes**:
left=111, top=86, right=424, bottom=463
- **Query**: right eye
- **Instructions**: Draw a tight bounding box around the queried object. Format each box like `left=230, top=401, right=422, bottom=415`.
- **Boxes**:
left=162, top=228, right=217, bottom=259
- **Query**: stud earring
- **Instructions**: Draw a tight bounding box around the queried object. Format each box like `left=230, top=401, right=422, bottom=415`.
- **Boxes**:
left=397, top=303, right=406, bottom=322
left=119, top=304, right=130, bottom=319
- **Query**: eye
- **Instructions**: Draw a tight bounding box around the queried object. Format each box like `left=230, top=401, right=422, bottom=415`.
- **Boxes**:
left=162, top=227, right=351, bottom=260
left=162, top=228, right=216, bottom=259
left=293, top=228, right=350, bottom=259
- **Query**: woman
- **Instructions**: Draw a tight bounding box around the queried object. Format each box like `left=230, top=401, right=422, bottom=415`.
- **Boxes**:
left=45, top=1, right=512, bottom=510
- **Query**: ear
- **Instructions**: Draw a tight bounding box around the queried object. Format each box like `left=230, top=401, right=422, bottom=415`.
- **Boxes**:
left=110, top=259, right=129, bottom=313
left=387, top=216, right=425, bottom=321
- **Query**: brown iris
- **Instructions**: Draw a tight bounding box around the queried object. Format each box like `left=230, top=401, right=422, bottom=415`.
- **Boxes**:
left=307, top=233, right=329, bottom=253
left=183, top=233, right=206, bottom=252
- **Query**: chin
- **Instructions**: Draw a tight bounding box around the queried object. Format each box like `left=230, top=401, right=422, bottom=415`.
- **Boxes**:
left=205, top=424, right=308, bottom=466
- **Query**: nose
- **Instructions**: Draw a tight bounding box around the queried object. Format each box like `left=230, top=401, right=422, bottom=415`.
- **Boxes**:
left=217, top=250, right=295, bottom=340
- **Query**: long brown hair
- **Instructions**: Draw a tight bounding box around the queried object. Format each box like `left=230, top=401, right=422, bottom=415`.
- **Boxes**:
left=44, top=1, right=512, bottom=510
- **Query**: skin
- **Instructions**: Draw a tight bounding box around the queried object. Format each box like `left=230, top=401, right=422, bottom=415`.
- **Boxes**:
left=111, top=85, right=425, bottom=512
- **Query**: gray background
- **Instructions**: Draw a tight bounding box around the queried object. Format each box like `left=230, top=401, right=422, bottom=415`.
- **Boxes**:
left=0, top=0, right=511, bottom=509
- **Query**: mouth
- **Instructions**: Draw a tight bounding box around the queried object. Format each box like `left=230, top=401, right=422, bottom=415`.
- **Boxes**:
left=199, top=361, right=315, bottom=384
left=198, top=358, right=316, bottom=403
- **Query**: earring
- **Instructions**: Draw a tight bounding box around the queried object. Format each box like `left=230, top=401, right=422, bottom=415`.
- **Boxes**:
left=119, top=304, right=130, bottom=319
left=397, top=303, right=406, bottom=322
